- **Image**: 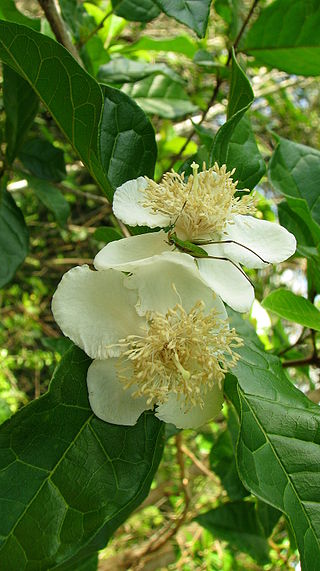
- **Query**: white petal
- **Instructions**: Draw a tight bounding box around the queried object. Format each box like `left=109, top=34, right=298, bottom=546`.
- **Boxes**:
left=155, top=382, right=224, bottom=429
left=52, top=265, right=144, bottom=359
left=87, top=358, right=151, bottom=425
left=113, top=177, right=171, bottom=228
left=94, top=230, right=173, bottom=271
left=223, top=215, right=297, bottom=269
left=125, top=252, right=227, bottom=318
left=197, top=243, right=254, bottom=313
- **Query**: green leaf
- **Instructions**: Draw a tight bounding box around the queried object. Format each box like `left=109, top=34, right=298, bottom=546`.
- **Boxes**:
left=0, top=345, right=164, bottom=569
left=256, top=500, right=282, bottom=539
left=99, top=84, right=157, bottom=188
left=19, top=138, right=66, bottom=182
left=262, top=289, right=320, bottom=331
left=154, top=0, right=212, bottom=38
left=269, top=137, right=320, bottom=244
left=0, top=21, right=112, bottom=199
left=196, top=500, right=270, bottom=564
left=278, top=200, right=315, bottom=247
left=93, top=227, right=122, bottom=243
left=224, top=325, right=320, bottom=571
left=224, top=115, right=266, bottom=190
left=122, top=75, right=198, bottom=119
left=243, top=0, right=320, bottom=76
left=98, top=57, right=184, bottom=84
left=0, top=0, right=40, bottom=30
left=3, top=65, right=39, bottom=165
left=210, top=51, right=253, bottom=166
left=121, top=35, right=197, bottom=58
left=0, top=189, right=28, bottom=288
left=26, top=175, right=70, bottom=227
left=112, top=0, right=161, bottom=22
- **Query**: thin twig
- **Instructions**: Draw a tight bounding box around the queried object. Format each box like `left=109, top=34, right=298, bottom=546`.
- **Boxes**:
left=77, top=9, right=113, bottom=48
left=227, top=0, right=260, bottom=63
left=38, top=0, right=83, bottom=66
left=282, top=355, right=320, bottom=368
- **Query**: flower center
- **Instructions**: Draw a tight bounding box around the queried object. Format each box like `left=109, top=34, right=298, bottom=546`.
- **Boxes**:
left=115, top=301, right=242, bottom=408
left=142, top=163, right=256, bottom=240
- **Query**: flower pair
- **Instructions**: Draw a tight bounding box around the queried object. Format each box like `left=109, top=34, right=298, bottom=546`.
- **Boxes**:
left=52, top=164, right=296, bottom=428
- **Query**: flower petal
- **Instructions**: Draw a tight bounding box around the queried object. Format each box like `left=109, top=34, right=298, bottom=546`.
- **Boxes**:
left=52, top=265, right=144, bottom=359
left=155, top=383, right=224, bottom=429
left=87, top=358, right=151, bottom=425
left=197, top=243, right=254, bottom=313
left=125, top=252, right=227, bottom=318
left=113, top=177, right=171, bottom=228
left=94, top=230, right=172, bottom=271
left=223, top=214, right=297, bottom=269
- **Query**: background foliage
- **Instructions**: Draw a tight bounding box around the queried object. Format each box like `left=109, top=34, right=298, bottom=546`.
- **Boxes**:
left=0, top=0, right=320, bottom=569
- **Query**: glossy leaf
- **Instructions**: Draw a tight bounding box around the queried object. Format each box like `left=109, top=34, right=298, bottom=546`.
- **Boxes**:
left=262, top=289, right=320, bottom=331
left=0, top=21, right=112, bottom=199
left=225, top=318, right=320, bottom=571
left=196, top=500, right=270, bottom=563
left=0, top=190, right=29, bottom=288
left=223, top=115, right=266, bottom=190
left=155, top=0, right=212, bottom=38
left=269, top=137, right=320, bottom=225
left=0, top=0, right=40, bottom=30
left=26, top=175, right=70, bottom=227
left=210, top=51, right=253, bottom=166
left=99, top=84, right=157, bottom=188
left=112, top=0, right=161, bottom=22
left=98, top=57, right=184, bottom=84
left=244, top=0, right=320, bottom=76
left=19, top=138, right=66, bottom=182
left=122, top=75, right=198, bottom=119
left=0, top=345, right=164, bottom=569
left=3, top=65, right=39, bottom=165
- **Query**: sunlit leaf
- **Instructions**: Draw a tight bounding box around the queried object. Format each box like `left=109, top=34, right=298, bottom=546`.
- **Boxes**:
left=262, top=289, right=320, bottom=331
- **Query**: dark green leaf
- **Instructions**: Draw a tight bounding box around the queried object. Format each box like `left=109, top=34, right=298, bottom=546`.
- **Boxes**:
left=93, top=227, right=122, bottom=243
left=0, top=0, right=40, bottom=30
left=262, top=289, right=320, bottom=331
left=0, top=346, right=164, bottom=569
left=224, top=330, right=320, bottom=571
left=224, top=115, right=266, bottom=190
left=210, top=51, right=253, bottom=166
left=3, top=65, right=39, bottom=165
left=99, top=84, right=157, bottom=188
left=19, top=138, right=66, bottom=182
left=215, top=0, right=242, bottom=41
left=196, top=500, right=270, bottom=563
left=122, top=75, right=198, bottom=119
left=256, top=500, right=281, bottom=539
left=269, top=137, right=320, bottom=232
left=112, top=0, right=161, bottom=22
left=278, top=200, right=315, bottom=247
left=0, top=190, right=28, bottom=288
left=244, top=0, right=320, bottom=76
left=0, top=21, right=112, bottom=199
left=26, top=175, right=70, bottom=226
left=122, top=35, right=197, bottom=58
left=98, top=57, right=183, bottom=84
left=155, top=0, right=212, bottom=38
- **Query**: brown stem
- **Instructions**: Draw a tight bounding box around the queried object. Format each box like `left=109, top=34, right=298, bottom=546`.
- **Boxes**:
left=38, top=0, right=83, bottom=66
left=282, top=355, right=320, bottom=368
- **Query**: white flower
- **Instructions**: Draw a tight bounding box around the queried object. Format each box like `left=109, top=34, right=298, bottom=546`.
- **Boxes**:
left=52, top=254, right=242, bottom=429
left=96, top=163, right=296, bottom=313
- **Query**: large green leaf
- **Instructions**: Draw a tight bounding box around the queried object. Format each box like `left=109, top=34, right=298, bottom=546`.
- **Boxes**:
left=99, top=84, right=157, bottom=188
left=0, top=20, right=112, bottom=199
left=278, top=200, right=315, bottom=248
left=98, top=57, right=183, bottom=84
left=196, top=500, right=270, bottom=564
left=154, top=0, right=212, bottom=38
left=122, top=75, right=198, bottom=119
left=112, top=0, right=161, bottom=22
left=0, top=346, right=164, bottom=569
left=26, top=175, right=70, bottom=227
left=262, top=289, right=320, bottom=331
left=19, top=138, right=66, bottom=182
left=210, top=51, right=253, bottom=166
left=225, top=316, right=320, bottom=571
left=3, top=65, right=39, bottom=165
left=121, top=35, right=197, bottom=58
left=0, top=190, right=29, bottom=288
left=243, top=0, right=320, bottom=76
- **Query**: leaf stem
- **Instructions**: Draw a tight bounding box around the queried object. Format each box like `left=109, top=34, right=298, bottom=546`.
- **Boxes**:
left=77, top=9, right=114, bottom=48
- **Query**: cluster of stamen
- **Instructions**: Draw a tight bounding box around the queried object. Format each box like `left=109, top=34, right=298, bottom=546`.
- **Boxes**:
left=115, top=301, right=242, bottom=409
left=142, top=163, right=256, bottom=239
